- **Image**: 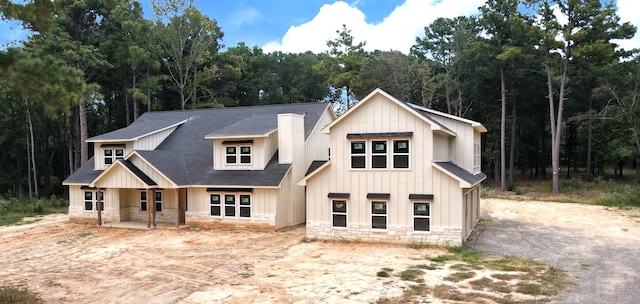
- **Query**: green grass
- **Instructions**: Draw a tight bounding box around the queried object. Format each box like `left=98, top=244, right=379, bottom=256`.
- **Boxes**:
left=0, top=286, right=41, bottom=303
left=595, top=185, right=640, bottom=208
left=0, top=197, right=67, bottom=226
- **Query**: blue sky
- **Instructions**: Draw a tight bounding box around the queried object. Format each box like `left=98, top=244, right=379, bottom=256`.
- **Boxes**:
left=2, top=0, right=640, bottom=53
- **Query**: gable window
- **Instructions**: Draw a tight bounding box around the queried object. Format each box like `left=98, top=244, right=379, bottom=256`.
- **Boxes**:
left=155, top=191, right=163, bottom=212
left=224, top=194, right=236, bottom=217
left=371, top=201, right=387, bottom=229
left=350, top=141, right=366, bottom=169
left=140, top=191, right=147, bottom=211
left=84, top=190, right=104, bottom=211
left=226, top=146, right=252, bottom=165
left=103, top=148, right=124, bottom=165
left=413, top=202, right=431, bottom=232
left=210, top=194, right=221, bottom=216
left=371, top=140, right=387, bottom=169
left=473, top=143, right=481, bottom=171
left=393, top=140, right=409, bottom=169
left=332, top=200, right=347, bottom=227
left=239, top=195, right=251, bottom=217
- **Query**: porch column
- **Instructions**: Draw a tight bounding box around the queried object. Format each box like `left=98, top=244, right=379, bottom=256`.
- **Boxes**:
left=152, top=188, right=157, bottom=228
left=175, top=189, right=180, bottom=228
left=97, top=187, right=102, bottom=226
left=146, top=188, right=152, bottom=228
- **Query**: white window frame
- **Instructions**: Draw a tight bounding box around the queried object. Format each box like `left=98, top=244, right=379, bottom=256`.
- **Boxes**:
left=371, top=140, right=388, bottom=169
left=210, top=194, right=221, bottom=216
left=84, top=190, right=104, bottom=212
left=331, top=200, right=348, bottom=228
left=473, top=142, right=481, bottom=172
left=155, top=191, right=163, bottom=212
left=140, top=191, right=147, bottom=211
left=103, top=148, right=124, bottom=166
left=225, top=145, right=252, bottom=165
left=350, top=141, right=366, bottom=169
left=392, top=139, right=410, bottom=169
left=224, top=194, right=236, bottom=217
left=371, top=200, right=387, bottom=230
left=413, top=202, right=431, bottom=232
left=239, top=194, right=251, bottom=218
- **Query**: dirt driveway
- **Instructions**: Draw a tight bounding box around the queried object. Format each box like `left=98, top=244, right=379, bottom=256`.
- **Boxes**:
left=469, top=198, right=640, bottom=304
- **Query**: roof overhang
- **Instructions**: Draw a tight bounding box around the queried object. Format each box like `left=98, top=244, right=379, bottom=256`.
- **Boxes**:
left=297, top=161, right=331, bottom=186
left=90, top=160, right=157, bottom=189
left=432, top=162, right=486, bottom=188
left=204, top=128, right=276, bottom=140
left=87, top=119, right=188, bottom=142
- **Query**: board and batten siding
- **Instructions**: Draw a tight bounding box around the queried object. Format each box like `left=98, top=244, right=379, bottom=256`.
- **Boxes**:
left=128, top=154, right=176, bottom=188
left=304, top=107, right=334, bottom=167
left=428, top=114, right=476, bottom=172
left=305, top=94, right=467, bottom=244
left=186, top=187, right=278, bottom=225
left=94, top=142, right=134, bottom=170
left=133, top=126, right=179, bottom=150
left=93, top=164, right=149, bottom=189
left=213, top=137, right=272, bottom=170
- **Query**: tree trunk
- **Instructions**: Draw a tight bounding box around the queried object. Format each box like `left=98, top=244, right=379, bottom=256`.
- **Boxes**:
left=500, top=67, right=507, bottom=192
left=132, top=74, right=139, bottom=121
left=25, top=98, right=38, bottom=198
left=26, top=132, right=32, bottom=200
left=125, top=84, right=131, bottom=126
left=445, top=83, right=452, bottom=114
left=79, top=96, right=88, bottom=165
left=509, top=92, right=516, bottom=183
left=546, top=53, right=567, bottom=194
left=586, top=98, right=593, bottom=180
left=147, top=68, right=153, bottom=112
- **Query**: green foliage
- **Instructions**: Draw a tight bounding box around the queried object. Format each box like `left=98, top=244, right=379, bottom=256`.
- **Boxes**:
left=0, top=197, right=68, bottom=226
left=0, top=286, right=41, bottom=304
left=595, top=185, right=640, bottom=208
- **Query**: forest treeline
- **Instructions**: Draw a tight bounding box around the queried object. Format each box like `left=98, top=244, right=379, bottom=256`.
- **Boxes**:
left=1, top=0, right=639, bottom=198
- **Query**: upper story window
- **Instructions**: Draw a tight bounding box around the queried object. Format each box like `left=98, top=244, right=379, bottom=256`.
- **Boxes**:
left=473, top=143, right=481, bottom=171
left=393, top=140, right=409, bottom=169
left=348, top=134, right=411, bottom=170
left=350, top=141, right=366, bottom=169
left=371, top=141, right=387, bottom=169
left=104, top=148, right=124, bottom=165
left=226, top=145, right=252, bottom=165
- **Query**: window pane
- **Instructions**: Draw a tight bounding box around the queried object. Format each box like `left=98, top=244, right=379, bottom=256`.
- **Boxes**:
left=372, top=216, right=387, bottom=229
left=225, top=206, right=235, bottom=216
left=104, top=149, right=112, bottom=156
left=104, top=158, right=113, bottom=165
left=115, top=149, right=124, bottom=157
left=225, top=195, right=235, bottom=204
left=240, top=195, right=250, bottom=205
left=351, top=156, right=365, bottom=168
left=351, top=141, right=365, bottom=154
left=414, top=203, right=430, bottom=216
left=332, top=201, right=346, bottom=213
left=333, top=214, right=347, bottom=227
left=240, top=206, right=250, bottom=217
left=155, top=192, right=162, bottom=202
left=372, top=155, right=387, bottom=168
left=84, top=192, right=92, bottom=200
left=85, top=201, right=92, bottom=211
left=156, top=202, right=162, bottom=212
left=211, top=194, right=220, bottom=204
left=372, top=141, right=387, bottom=153
left=371, top=202, right=387, bottom=214
left=393, top=155, right=409, bottom=168
left=140, top=191, right=146, bottom=200
left=211, top=206, right=221, bottom=216
left=394, top=140, right=409, bottom=153
left=414, top=218, right=430, bottom=231
left=226, top=147, right=236, bottom=154
left=226, top=156, right=237, bottom=163
left=140, top=201, right=147, bottom=211
left=240, top=156, right=251, bottom=163
left=240, top=146, right=251, bottom=154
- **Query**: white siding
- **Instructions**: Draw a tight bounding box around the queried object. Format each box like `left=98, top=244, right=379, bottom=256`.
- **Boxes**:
left=186, top=187, right=278, bottom=226
left=213, top=137, right=271, bottom=170
left=304, top=107, right=334, bottom=166
left=429, top=114, right=476, bottom=171
left=94, top=142, right=133, bottom=170
left=133, top=126, right=178, bottom=150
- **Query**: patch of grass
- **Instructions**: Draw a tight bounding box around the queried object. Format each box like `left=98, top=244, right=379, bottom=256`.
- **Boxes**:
left=411, top=264, right=438, bottom=270
left=0, top=197, right=68, bottom=226
left=399, top=269, right=424, bottom=282
left=579, top=263, right=592, bottom=270
left=595, top=185, right=640, bottom=208
left=0, top=286, right=41, bottom=303
left=375, top=284, right=431, bottom=304
left=491, top=273, right=521, bottom=280
left=444, top=271, right=476, bottom=282
left=406, top=241, right=439, bottom=249
left=238, top=263, right=254, bottom=279
left=376, top=270, right=390, bottom=277
left=57, top=231, right=93, bottom=245
left=300, top=237, right=317, bottom=243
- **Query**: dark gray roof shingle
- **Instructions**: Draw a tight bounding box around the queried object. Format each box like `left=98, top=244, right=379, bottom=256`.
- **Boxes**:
left=62, top=157, right=102, bottom=184
left=88, top=114, right=188, bottom=141
left=119, top=159, right=157, bottom=186
left=434, top=161, right=487, bottom=186
left=305, top=160, right=328, bottom=176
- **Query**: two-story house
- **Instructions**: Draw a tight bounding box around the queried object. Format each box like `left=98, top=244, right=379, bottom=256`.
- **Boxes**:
left=299, top=88, right=486, bottom=245
left=62, top=103, right=335, bottom=230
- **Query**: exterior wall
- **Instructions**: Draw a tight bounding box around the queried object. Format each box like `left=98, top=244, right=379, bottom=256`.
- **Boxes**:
left=275, top=114, right=306, bottom=229
left=68, top=185, right=121, bottom=223
left=133, top=126, right=178, bottom=150
left=304, top=107, right=334, bottom=166
left=428, top=114, right=476, bottom=172
left=93, top=164, right=148, bottom=189
left=128, top=154, right=176, bottom=188
left=185, top=187, right=278, bottom=229
left=213, top=137, right=274, bottom=171
left=93, top=142, right=133, bottom=170
left=305, top=94, right=466, bottom=245
left=433, top=133, right=450, bottom=161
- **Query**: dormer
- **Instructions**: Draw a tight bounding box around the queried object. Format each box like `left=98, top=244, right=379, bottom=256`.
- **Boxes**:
left=86, top=117, right=187, bottom=170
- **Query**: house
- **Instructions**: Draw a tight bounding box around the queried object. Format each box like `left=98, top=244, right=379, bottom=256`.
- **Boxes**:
left=63, top=88, right=486, bottom=244
left=299, top=88, right=487, bottom=245
left=62, top=102, right=335, bottom=230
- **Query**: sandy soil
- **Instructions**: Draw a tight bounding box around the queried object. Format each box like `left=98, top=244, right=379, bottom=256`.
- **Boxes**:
left=2, top=199, right=639, bottom=303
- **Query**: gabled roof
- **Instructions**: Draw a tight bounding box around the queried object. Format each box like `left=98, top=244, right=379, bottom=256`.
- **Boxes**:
left=406, top=103, right=487, bottom=133
left=87, top=115, right=188, bottom=142
left=433, top=161, right=487, bottom=188
left=298, top=160, right=330, bottom=186
left=90, top=159, right=157, bottom=188
left=322, top=88, right=456, bottom=136
left=63, top=102, right=331, bottom=187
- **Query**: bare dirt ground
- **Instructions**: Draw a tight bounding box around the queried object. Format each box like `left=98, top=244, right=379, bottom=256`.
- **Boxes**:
left=2, top=199, right=639, bottom=303
left=470, top=198, right=640, bottom=304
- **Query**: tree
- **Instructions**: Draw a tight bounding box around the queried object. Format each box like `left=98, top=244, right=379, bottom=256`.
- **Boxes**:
left=314, top=24, right=367, bottom=113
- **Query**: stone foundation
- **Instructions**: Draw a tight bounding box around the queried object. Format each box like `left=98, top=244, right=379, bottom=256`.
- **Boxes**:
left=186, top=212, right=276, bottom=231
left=306, top=221, right=463, bottom=245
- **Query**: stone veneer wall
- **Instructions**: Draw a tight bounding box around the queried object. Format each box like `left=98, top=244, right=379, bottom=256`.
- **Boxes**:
left=187, top=211, right=277, bottom=231
left=306, top=221, right=463, bottom=245
left=68, top=205, right=120, bottom=223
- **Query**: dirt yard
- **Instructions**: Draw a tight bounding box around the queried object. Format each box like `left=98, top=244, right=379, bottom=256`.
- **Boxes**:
left=1, top=199, right=639, bottom=303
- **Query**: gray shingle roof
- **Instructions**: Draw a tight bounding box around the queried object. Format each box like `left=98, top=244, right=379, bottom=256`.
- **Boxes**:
left=64, top=102, right=330, bottom=187
left=88, top=114, right=188, bottom=141
left=433, top=161, right=487, bottom=186
left=404, top=102, right=455, bottom=135
left=119, top=160, right=157, bottom=186
left=305, top=160, right=328, bottom=176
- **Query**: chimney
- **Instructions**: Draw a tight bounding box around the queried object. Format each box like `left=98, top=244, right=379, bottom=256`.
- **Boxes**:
left=277, top=113, right=305, bottom=165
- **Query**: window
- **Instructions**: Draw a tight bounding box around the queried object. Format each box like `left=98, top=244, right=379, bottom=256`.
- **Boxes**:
left=226, top=146, right=252, bottom=164
left=393, top=140, right=409, bottom=169
left=350, top=141, right=366, bottom=169
left=210, top=194, right=221, bottom=216
left=155, top=191, right=163, bottom=212
left=332, top=200, right=347, bottom=227
left=84, top=190, right=104, bottom=211
left=140, top=191, right=147, bottom=211
left=371, top=140, right=387, bottom=168
left=413, top=202, right=431, bottom=231
left=239, top=195, right=251, bottom=217
left=103, top=148, right=124, bottom=165
left=473, top=143, right=481, bottom=171
left=224, top=194, right=236, bottom=217
left=371, top=201, right=387, bottom=229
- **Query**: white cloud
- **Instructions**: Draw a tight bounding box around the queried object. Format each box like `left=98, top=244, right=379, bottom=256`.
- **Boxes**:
left=229, top=7, right=262, bottom=27
left=614, top=0, right=640, bottom=52
left=262, top=0, right=485, bottom=54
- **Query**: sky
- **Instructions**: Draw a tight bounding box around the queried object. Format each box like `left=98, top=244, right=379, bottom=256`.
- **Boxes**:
left=1, top=0, right=640, bottom=54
